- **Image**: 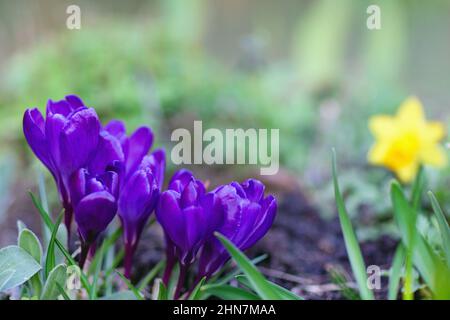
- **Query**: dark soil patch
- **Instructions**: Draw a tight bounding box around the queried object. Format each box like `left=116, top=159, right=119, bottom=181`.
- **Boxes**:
left=253, top=191, right=398, bottom=299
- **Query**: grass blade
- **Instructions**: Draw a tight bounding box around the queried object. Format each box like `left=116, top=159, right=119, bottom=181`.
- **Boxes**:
left=56, top=282, right=71, bottom=300
left=388, top=243, right=405, bottom=300
left=138, top=260, right=164, bottom=291
left=428, top=191, right=450, bottom=267
left=116, top=270, right=144, bottom=300
left=201, top=284, right=260, bottom=300
left=44, top=212, right=63, bottom=278
left=188, top=277, right=206, bottom=300
left=90, top=243, right=105, bottom=300
left=215, top=232, right=281, bottom=299
left=29, top=191, right=53, bottom=230
left=88, top=227, right=122, bottom=275
left=157, top=279, right=168, bottom=300
left=235, top=275, right=303, bottom=300
left=331, top=149, right=374, bottom=300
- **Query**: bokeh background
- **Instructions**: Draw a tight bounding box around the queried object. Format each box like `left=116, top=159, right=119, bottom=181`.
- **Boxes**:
left=0, top=0, right=449, bottom=298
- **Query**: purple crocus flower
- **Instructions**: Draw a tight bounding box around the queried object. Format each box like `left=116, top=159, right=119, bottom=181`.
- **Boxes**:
left=156, top=170, right=223, bottom=297
left=23, top=95, right=124, bottom=237
left=69, top=168, right=119, bottom=266
left=197, top=179, right=277, bottom=280
left=104, top=120, right=165, bottom=278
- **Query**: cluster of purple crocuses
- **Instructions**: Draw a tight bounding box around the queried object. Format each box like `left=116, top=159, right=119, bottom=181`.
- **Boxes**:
left=23, top=95, right=276, bottom=293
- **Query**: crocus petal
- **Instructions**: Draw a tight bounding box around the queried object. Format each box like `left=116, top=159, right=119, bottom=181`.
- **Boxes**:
left=168, top=169, right=195, bottom=192
left=23, top=108, right=53, bottom=172
left=46, top=99, right=73, bottom=117
left=198, top=238, right=229, bottom=278
left=231, top=201, right=260, bottom=247
left=200, top=193, right=225, bottom=235
left=45, top=112, right=66, bottom=168
left=124, top=127, right=153, bottom=176
left=59, top=108, right=100, bottom=175
left=156, top=191, right=186, bottom=249
left=75, top=191, right=117, bottom=243
left=119, top=169, right=157, bottom=223
left=183, top=206, right=206, bottom=250
left=181, top=181, right=200, bottom=208
left=104, top=120, right=127, bottom=144
left=88, top=130, right=124, bottom=175
left=86, top=177, right=106, bottom=194
left=97, top=171, right=119, bottom=199
left=241, top=179, right=265, bottom=202
left=242, top=196, right=277, bottom=250
left=140, top=149, right=166, bottom=189
left=65, top=95, right=85, bottom=109
left=68, top=168, right=87, bottom=206
left=181, top=206, right=206, bottom=262
left=214, top=185, right=242, bottom=238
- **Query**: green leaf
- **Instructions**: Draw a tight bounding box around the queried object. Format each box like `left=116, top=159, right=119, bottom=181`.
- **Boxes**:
left=391, top=181, right=450, bottom=299
left=428, top=191, right=450, bottom=267
left=100, top=290, right=138, bottom=300
left=388, top=244, right=405, bottom=300
left=390, top=181, right=418, bottom=300
left=215, top=232, right=281, bottom=300
left=188, top=277, right=206, bottom=300
left=411, top=166, right=425, bottom=210
left=0, top=269, right=15, bottom=290
left=18, top=227, right=44, bottom=296
left=45, top=212, right=63, bottom=278
left=235, top=275, right=303, bottom=300
left=0, top=246, right=41, bottom=291
left=18, top=228, right=43, bottom=264
left=41, top=264, right=67, bottom=300
left=116, top=270, right=144, bottom=300
left=138, top=260, right=164, bottom=291
left=157, top=279, right=168, bottom=300
left=331, top=150, right=374, bottom=300
left=201, top=284, right=260, bottom=300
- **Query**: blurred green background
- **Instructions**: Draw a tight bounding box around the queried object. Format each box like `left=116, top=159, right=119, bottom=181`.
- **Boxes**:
left=0, top=0, right=449, bottom=246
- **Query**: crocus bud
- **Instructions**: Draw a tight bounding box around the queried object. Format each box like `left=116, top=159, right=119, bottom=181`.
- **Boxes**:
left=118, top=150, right=165, bottom=278
left=156, top=170, right=223, bottom=291
left=198, top=179, right=277, bottom=279
left=105, top=120, right=164, bottom=278
left=69, top=168, right=119, bottom=266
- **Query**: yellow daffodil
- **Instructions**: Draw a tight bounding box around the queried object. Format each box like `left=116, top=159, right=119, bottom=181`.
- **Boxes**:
left=368, top=97, right=447, bottom=183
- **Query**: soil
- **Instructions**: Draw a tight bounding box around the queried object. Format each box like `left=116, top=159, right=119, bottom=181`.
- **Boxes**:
left=252, top=191, right=397, bottom=299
